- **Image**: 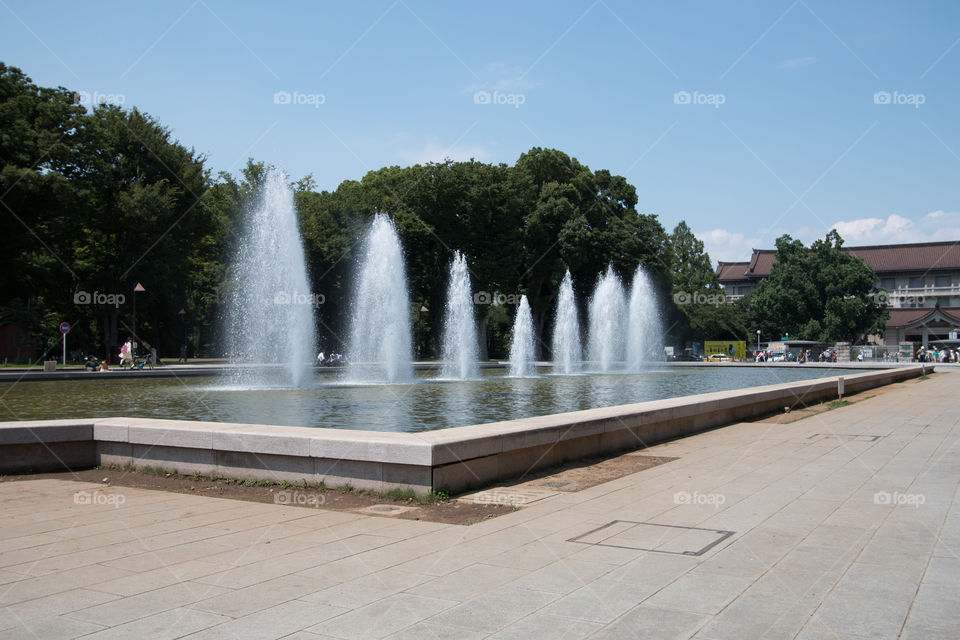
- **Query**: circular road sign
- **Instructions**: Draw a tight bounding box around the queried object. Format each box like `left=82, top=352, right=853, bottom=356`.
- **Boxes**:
left=60, top=322, right=71, bottom=334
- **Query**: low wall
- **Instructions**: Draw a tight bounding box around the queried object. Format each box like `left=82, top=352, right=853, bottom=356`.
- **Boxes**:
left=0, top=366, right=930, bottom=493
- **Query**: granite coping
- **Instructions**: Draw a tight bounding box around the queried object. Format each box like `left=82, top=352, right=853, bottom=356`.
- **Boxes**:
left=0, top=366, right=929, bottom=468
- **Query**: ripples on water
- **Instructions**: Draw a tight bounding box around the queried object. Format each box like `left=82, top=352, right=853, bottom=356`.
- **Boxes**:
left=2, top=367, right=860, bottom=433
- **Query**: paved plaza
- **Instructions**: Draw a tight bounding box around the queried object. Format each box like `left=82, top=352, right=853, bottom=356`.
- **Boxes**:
left=0, top=372, right=957, bottom=639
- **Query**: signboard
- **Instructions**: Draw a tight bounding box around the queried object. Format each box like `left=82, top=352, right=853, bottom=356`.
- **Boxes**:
left=60, top=322, right=70, bottom=366
left=899, top=342, right=916, bottom=362
left=704, top=340, right=746, bottom=359
left=664, top=346, right=674, bottom=357
left=767, top=341, right=786, bottom=354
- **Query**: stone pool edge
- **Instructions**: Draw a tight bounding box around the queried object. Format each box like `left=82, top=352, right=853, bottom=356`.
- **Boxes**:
left=0, top=365, right=931, bottom=493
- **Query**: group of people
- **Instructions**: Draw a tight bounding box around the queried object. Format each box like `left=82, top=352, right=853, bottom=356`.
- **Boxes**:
left=916, top=346, right=960, bottom=363
left=754, top=349, right=837, bottom=363
left=316, top=351, right=348, bottom=366
left=83, top=337, right=137, bottom=372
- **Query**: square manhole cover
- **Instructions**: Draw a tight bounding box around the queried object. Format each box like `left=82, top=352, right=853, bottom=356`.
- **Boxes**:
left=568, top=520, right=733, bottom=556
left=809, top=434, right=882, bottom=442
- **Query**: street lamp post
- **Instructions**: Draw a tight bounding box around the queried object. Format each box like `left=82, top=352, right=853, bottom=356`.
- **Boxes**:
left=756, top=329, right=761, bottom=356
left=132, top=282, right=146, bottom=350
left=416, top=305, right=428, bottom=360
left=178, top=308, right=187, bottom=363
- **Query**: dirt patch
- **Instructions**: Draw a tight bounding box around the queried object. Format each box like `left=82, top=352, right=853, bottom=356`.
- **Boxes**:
left=1, top=468, right=512, bottom=526
left=3, top=452, right=680, bottom=525
left=501, top=453, right=678, bottom=493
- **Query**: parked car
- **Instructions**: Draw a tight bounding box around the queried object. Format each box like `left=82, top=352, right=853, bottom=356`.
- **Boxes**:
left=709, top=353, right=732, bottom=362
left=672, top=354, right=704, bottom=362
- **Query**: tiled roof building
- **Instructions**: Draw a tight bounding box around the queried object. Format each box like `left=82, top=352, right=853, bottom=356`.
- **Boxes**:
left=716, top=241, right=960, bottom=346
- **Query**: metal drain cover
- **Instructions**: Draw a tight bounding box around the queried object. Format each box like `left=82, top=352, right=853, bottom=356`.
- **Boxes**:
left=568, top=520, right=733, bottom=556
left=357, top=504, right=419, bottom=516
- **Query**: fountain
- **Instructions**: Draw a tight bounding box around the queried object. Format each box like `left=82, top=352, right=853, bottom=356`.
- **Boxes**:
left=440, top=251, right=479, bottom=380
left=587, top=265, right=627, bottom=372
left=627, top=264, right=664, bottom=370
left=226, top=167, right=316, bottom=388
left=345, top=214, right=414, bottom=384
left=551, top=269, right=582, bottom=374
left=508, top=295, right=537, bottom=377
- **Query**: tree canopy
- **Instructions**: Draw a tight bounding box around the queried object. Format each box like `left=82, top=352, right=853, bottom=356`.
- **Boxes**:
left=744, top=231, right=888, bottom=343
left=2, top=60, right=888, bottom=363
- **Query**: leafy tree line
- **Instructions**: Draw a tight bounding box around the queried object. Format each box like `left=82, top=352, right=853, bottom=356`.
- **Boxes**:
left=1, top=62, right=886, bottom=362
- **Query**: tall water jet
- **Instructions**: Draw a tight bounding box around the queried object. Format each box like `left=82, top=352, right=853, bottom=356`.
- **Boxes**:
left=346, top=214, right=413, bottom=384
left=440, top=251, right=479, bottom=379
left=227, top=167, right=316, bottom=388
left=587, top=265, right=627, bottom=372
left=551, top=269, right=581, bottom=374
left=627, top=264, right=664, bottom=370
left=508, top=295, right=537, bottom=377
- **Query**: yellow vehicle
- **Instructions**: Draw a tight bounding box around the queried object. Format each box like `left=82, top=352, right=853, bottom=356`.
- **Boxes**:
left=709, top=353, right=732, bottom=362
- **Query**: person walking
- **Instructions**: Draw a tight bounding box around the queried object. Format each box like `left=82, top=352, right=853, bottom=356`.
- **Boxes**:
left=119, top=338, right=133, bottom=368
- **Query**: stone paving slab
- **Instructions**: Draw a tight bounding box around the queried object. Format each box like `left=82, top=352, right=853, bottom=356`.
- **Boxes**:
left=0, top=372, right=958, bottom=638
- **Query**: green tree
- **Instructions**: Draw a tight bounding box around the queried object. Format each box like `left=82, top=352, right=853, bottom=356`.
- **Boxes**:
left=669, top=221, right=718, bottom=293
left=745, top=230, right=887, bottom=343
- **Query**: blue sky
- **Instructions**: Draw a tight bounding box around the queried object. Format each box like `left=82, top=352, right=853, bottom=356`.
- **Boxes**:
left=3, top=1, right=959, bottom=262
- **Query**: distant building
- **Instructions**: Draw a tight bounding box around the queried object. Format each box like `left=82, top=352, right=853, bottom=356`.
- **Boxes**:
left=716, top=241, right=960, bottom=346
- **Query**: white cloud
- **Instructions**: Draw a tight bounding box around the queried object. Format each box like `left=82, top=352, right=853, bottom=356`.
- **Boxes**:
left=395, top=138, right=494, bottom=165
left=778, top=56, right=816, bottom=69
left=696, top=228, right=763, bottom=263
left=829, top=211, right=960, bottom=245
left=698, top=211, right=960, bottom=267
